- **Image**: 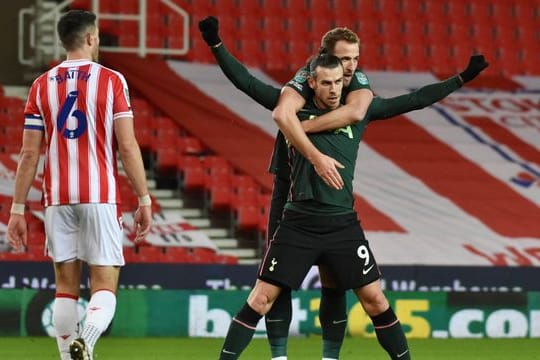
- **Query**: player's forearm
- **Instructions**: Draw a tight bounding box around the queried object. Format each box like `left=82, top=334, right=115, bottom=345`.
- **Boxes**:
left=411, top=75, right=462, bottom=107
left=212, top=44, right=280, bottom=110
left=273, top=106, right=322, bottom=163
left=118, top=144, right=149, bottom=198
left=303, top=89, right=373, bottom=133
left=371, top=76, right=463, bottom=120
left=12, top=149, right=40, bottom=204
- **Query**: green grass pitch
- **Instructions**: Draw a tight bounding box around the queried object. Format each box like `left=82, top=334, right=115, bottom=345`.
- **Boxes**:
left=0, top=337, right=537, bottom=359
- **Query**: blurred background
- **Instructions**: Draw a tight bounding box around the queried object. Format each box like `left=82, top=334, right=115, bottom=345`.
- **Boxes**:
left=0, top=0, right=539, bottom=344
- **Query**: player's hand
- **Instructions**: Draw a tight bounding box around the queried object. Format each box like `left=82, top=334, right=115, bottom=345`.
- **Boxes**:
left=459, top=54, right=489, bottom=83
left=198, top=16, right=222, bottom=47
left=7, top=215, right=28, bottom=252
left=312, top=153, right=344, bottom=190
left=133, top=205, right=152, bottom=243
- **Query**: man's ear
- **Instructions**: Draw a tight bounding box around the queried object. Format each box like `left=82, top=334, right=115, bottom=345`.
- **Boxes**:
left=308, top=77, right=316, bottom=90
left=85, top=32, right=93, bottom=46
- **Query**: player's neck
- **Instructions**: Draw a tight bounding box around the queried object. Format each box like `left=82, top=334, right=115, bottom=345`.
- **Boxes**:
left=66, top=49, right=93, bottom=62
left=313, top=97, right=326, bottom=110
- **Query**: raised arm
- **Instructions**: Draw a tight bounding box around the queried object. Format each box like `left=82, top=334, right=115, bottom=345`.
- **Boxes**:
left=199, top=16, right=281, bottom=110
left=370, top=55, right=489, bottom=120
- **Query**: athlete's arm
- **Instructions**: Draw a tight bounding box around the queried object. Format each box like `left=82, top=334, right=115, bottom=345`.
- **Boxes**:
left=10, top=129, right=42, bottom=207
left=211, top=44, right=280, bottom=110
left=200, top=16, right=280, bottom=110
left=302, top=88, right=373, bottom=133
left=7, top=128, right=43, bottom=251
left=273, top=87, right=344, bottom=190
left=370, top=55, right=489, bottom=120
left=115, top=117, right=152, bottom=242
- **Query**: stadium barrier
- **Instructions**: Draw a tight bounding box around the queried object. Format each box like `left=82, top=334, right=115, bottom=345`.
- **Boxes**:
left=1, top=289, right=538, bottom=339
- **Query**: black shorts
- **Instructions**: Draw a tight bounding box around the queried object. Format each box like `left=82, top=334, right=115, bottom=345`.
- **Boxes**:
left=258, top=210, right=380, bottom=290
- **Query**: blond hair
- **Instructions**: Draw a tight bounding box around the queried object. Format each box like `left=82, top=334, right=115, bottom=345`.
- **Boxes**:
left=319, top=27, right=360, bottom=55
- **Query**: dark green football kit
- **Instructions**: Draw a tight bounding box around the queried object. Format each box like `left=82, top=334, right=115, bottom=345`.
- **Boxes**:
left=211, top=44, right=463, bottom=289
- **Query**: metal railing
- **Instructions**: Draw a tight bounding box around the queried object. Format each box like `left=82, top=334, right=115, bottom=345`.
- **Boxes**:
left=18, top=0, right=190, bottom=67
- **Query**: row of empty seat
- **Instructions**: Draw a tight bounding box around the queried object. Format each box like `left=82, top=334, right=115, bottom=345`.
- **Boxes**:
left=0, top=85, right=239, bottom=264
left=130, top=94, right=273, bottom=234
left=69, top=0, right=540, bottom=75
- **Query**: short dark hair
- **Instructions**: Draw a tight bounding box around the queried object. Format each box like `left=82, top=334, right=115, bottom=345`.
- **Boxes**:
left=319, top=27, right=360, bottom=55
left=309, top=54, right=343, bottom=78
left=57, top=10, right=96, bottom=51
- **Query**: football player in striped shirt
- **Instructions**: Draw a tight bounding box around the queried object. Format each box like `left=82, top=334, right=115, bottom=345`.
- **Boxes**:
left=7, top=10, right=152, bottom=360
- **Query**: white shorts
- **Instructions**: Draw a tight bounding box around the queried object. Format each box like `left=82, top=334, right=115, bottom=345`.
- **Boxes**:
left=45, top=203, right=125, bottom=266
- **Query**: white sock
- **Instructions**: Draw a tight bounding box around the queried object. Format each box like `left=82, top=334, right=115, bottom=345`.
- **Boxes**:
left=272, top=357, right=288, bottom=360
left=53, top=294, right=79, bottom=360
left=81, top=289, right=116, bottom=353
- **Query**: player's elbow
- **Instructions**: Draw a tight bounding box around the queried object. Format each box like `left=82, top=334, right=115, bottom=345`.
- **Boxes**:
left=19, top=144, right=41, bottom=162
left=272, top=105, right=289, bottom=127
left=117, top=139, right=139, bottom=159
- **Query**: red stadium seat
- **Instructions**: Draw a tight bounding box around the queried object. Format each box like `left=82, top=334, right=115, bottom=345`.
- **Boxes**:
left=403, top=22, right=428, bottom=44
left=153, top=116, right=179, bottom=132
left=427, top=45, right=457, bottom=74
left=233, top=204, right=261, bottom=230
left=177, top=136, right=205, bottom=155
left=238, top=16, right=263, bottom=40
left=263, top=39, right=289, bottom=70
left=381, top=44, right=408, bottom=71
left=405, top=43, right=430, bottom=72
left=287, top=18, right=310, bottom=41
left=236, top=0, right=265, bottom=17
left=178, top=155, right=206, bottom=189
left=155, top=146, right=177, bottom=170
left=399, top=0, right=428, bottom=22
left=426, top=22, right=451, bottom=45
left=214, top=254, right=239, bottom=265
left=261, top=17, right=287, bottom=40
left=309, top=17, right=335, bottom=43
left=136, top=245, right=165, bottom=263
left=206, top=181, right=234, bottom=210
left=0, top=97, right=25, bottom=118
left=123, top=246, right=138, bottom=263
left=191, top=247, right=218, bottom=263
left=131, top=97, right=154, bottom=117
left=164, top=246, right=191, bottom=263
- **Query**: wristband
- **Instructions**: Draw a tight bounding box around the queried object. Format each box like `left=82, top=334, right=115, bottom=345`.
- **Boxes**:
left=138, top=194, right=152, bottom=207
left=10, top=203, right=25, bottom=215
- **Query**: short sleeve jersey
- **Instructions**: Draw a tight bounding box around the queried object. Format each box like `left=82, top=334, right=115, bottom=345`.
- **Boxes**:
left=24, top=59, right=133, bottom=206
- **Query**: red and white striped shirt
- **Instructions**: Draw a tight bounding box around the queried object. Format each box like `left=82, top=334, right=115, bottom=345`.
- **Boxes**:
left=24, top=59, right=133, bottom=207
